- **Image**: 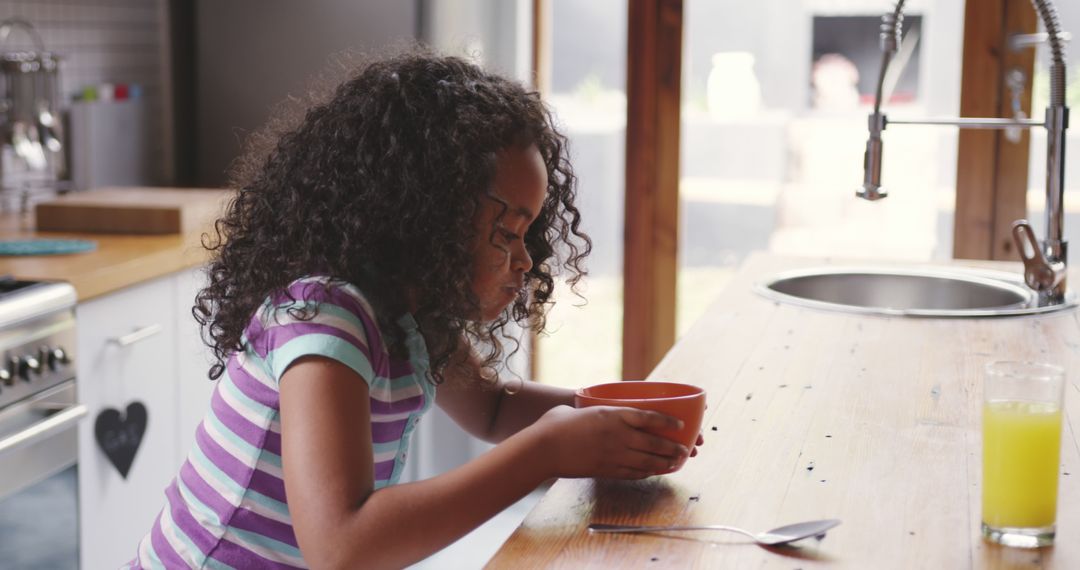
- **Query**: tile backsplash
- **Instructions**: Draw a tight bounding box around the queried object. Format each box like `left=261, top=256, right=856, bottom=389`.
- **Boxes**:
left=0, top=0, right=169, bottom=197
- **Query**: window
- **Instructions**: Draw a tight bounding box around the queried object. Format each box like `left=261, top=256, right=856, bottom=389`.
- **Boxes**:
left=677, top=0, right=965, bottom=336
left=536, top=0, right=627, bottom=388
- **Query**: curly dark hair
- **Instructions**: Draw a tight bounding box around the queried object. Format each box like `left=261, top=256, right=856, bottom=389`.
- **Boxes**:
left=195, top=47, right=591, bottom=385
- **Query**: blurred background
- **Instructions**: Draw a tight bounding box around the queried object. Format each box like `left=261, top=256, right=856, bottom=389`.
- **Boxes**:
left=0, top=1, right=1076, bottom=567
left=2, top=0, right=1076, bottom=388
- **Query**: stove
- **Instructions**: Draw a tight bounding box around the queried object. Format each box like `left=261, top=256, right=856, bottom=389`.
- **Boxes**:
left=0, top=277, right=81, bottom=499
left=0, top=277, right=82, bottom=567
left=0, top=278, right=77, bottom=410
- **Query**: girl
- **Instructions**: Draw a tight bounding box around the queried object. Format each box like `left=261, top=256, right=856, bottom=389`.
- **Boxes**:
left=129, top=49, right=701, bottom=569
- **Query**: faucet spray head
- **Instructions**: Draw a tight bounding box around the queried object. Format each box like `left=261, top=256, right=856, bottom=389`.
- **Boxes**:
left=858, top=113, right=888, bottom=200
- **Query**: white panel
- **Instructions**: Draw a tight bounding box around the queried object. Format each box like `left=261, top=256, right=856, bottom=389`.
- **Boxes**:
left=76, top=275, right=179, bottom=569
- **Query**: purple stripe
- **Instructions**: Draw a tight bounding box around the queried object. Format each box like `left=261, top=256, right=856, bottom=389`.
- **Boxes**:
left=370, top=394, right=424, bottom=415
left=347, top=291, right=387, bottom=372
left=272, top=279, right=387, bottom=368
left=245, top=312, right=266, bottom=346
left=148, top=511, right=193, bottom=568
left=196, top=424, right=255, bottom=487
left=209, top=392, right=270, bottom=449
left=254, top=321, right=373, bottom=364
left=388, top=359, right=414, bottom=378
left=164, top=482, right=218, bottom=556
left=371, top=418, right=407, bottom=444
left=179, top=461, right=235, bottom=523
left=247, top=468, right=286, bottom=503
left=206, top=538, right=304, bottom=570
left=229, top=508, right=299, bottom=549
left=226, top=358, right=281, bottom=408
left=270, top=279, right=374, bottom=332
left=263, top=430, right=281, bottom=456
left=277, top=280, right=370, bottom=326
left=374, top=459, right=395, bottom=480
left=210, top=389, right=268, bottom=448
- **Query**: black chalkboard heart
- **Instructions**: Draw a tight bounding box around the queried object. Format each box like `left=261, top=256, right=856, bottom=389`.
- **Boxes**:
left=94, top=401, right=148, bottom=479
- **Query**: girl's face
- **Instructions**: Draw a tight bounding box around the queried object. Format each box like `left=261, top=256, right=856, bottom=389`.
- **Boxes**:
left=469, top=144, right=548, bottom=322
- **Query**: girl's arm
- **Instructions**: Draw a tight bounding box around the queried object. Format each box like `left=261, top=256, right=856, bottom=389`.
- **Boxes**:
left=280, top=355, right=686, bottom=569
left=436, top=346, right=575, bottom=443
left=437, top=347, right=707, bottom=455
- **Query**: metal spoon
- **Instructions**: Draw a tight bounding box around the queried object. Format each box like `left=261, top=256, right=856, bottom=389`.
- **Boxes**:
left=587, top=518, right=841, bottom=546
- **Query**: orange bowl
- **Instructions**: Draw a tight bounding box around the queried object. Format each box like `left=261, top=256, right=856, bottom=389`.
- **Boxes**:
left=574, top=381, right=706, bottom=473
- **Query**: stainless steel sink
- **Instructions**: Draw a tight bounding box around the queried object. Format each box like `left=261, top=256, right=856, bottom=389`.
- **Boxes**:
left=756, top=267, right=1077, bottom=317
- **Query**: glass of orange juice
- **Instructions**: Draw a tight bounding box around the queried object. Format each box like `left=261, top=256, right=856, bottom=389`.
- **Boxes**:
left=982, top=361, right=1065, bottom=547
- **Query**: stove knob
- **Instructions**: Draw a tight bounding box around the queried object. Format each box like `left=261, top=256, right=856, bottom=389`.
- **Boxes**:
left=4, top=357, right=16, bottom=386
left=47, top=347, right=68, bottom=370
left=19, top=355, right=41, bottom=380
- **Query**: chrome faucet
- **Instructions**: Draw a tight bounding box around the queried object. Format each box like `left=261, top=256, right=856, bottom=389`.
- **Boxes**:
left=860, top=0, right=1070, bottom=306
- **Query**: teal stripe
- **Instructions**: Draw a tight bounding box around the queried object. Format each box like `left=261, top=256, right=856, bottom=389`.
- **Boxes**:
left=190, top=445, right=247, bottom=499
left=240, top=488, right=291, bottom=519
left=227, top=526, right=303, bottom=560
left=219, top=372, right=275, bottom=419
left=373, top=372, right=426, bottom=391
left=205, top=412, right=263, bottom=464
left=142, top=536, right=166, bottom=569
left=267, top=297, right=366, bottom=324
left=204, top=408, right=281, bottom=470
left=265, top=300, right=369, bottom=335
left=160, top=498, right=208, bottom=567
left=293, top=302, right=368, bottom=332
left=255, top=448, right=283, bottom=470
left=191, top=441, right=289, bottom=519
left=366, top=385, right=424, bottom=406
left=268, top=333, right=375, bottom=384
left=373, top=440, right=399, bottom=455
left=176, top=475, right=223, bottom=527
left=202, top=556, right=237, bottom=570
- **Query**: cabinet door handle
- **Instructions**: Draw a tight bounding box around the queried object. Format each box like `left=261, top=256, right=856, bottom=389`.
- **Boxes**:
left=109, top=323, right=163, bottom=347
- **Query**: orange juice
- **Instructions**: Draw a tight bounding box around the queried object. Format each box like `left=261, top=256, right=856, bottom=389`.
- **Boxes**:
left=982, top=400, right=1063, bottom=529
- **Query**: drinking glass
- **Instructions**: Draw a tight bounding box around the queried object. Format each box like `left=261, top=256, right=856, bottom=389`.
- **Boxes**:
left=982, top=361, right=1065, bottom=547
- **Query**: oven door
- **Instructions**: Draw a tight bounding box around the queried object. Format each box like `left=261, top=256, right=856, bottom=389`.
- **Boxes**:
left=0, top=380, right=85, bottom=569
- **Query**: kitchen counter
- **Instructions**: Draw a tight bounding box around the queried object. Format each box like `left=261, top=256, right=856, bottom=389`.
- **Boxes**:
left=488, top=253, right=1080, bottom=569
left=0, top=209, right=217, bottom=301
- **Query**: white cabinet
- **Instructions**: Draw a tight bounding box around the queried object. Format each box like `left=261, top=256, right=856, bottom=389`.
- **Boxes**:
left=174, top=268, right=215, bottom=469
left=77, top=268, right=211, bottom=569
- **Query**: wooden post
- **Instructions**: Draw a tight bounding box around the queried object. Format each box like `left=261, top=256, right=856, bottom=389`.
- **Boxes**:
left=954, top=0, right=1036, bottom=260
left=529, top=0, right=550, bottom=381
left=531, top=0, right=551, bottom=95
left=623, top=0, right=683, bottom=380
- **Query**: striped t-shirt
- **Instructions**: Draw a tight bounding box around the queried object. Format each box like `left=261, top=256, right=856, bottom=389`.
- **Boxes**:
left=127, top=276, right=435, bottom=569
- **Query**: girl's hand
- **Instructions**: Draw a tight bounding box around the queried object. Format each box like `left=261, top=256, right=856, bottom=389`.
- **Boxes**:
left=532, top=405, right=690, bottom=480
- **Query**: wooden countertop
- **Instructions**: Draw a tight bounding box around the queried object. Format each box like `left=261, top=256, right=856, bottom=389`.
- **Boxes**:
left=0, top=210, right=215, bottom=302
left=488, top=253, right=1080, bottom=569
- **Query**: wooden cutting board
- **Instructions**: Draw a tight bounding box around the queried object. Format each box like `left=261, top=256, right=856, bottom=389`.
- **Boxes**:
left=35, top=187, right=234, bottom=234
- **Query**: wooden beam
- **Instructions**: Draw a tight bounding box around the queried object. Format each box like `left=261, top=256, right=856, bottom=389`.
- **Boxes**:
left=954, top=0, right=1036, bottom=260
left=529, top=0, right=550, bottom=381
left=531, top=0, right=551, bottom=95
left=623, top=0, right=683, bottom=380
